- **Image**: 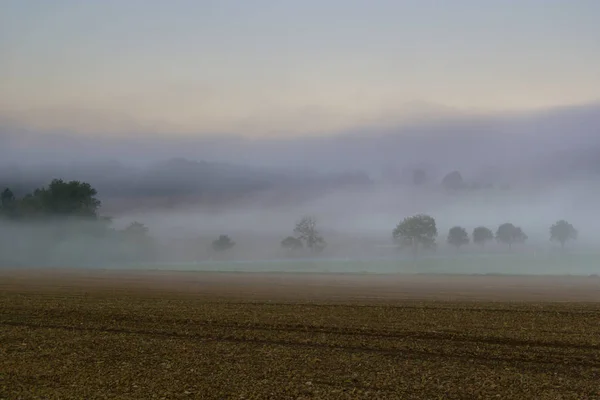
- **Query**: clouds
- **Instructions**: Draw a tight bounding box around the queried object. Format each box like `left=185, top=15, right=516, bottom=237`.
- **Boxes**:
left=2, top=1, right=600, bottom=135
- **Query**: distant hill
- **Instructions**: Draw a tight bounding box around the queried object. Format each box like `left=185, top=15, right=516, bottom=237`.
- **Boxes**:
left=0, top=157, right=373, bottom=211
left=1, top=101, right=599, bottom=197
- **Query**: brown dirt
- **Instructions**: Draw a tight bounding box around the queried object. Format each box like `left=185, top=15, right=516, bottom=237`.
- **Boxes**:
left=1, top=269, right=599, bottom=302
left=1, top=269, right=600, bottom=399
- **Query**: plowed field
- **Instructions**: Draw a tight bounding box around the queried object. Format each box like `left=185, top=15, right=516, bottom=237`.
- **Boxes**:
left=1, top=270, right=599, bottom=399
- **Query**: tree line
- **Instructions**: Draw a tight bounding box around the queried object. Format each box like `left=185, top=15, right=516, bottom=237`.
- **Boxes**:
left=0, top=180, right=158, bottom=266
left=0, top=179, right=327, bottom=264
left=393, top=214, right=578, bottom=257
left=0, top=179, right=581, bottom=265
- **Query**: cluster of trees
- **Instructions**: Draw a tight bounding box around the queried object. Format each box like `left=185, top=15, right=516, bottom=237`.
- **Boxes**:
left=199, top=216, right=329, bottom=258
left=0, top=178, right=582, bottom=266
left=0, top=178, right=329, bottom=264
left=1, top=180, right=102, bottom=220
left=0, top=179, right=249, bottom=264
left=189, top=215, right=329, bottom=258
left=446, top=223, right=527, bottom=249
left=393, top=214, right=578, bottom=257
left=0, top=179, right=158, bottom=266
left=0, top=158, right=375, bottom=208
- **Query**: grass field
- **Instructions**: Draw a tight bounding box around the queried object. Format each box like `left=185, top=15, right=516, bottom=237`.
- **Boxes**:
left=1, top=270, right=600, bottom=399
left=113, top=252, right=600, bottom=276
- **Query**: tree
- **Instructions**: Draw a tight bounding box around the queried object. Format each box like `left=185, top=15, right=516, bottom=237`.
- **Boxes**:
left=441, top=171, right=465, bottom=191
left=0, top=179, right=119, bottom=265
left=120, top=221, right=155, bottom=261
left=15, top=179, right=101, bottom=219
left=0, top=188, right=17, bottom=218
left=447, top=226, right=469, bottom=249
left=5, top=180, right=107, bottom=248
left=281, top=236, right=303, bottom=252
left=393, top=214, right=437, bottom=256
left=472, top=226, right=494, bottom=247
left=496, top=223, right=527, bottom=249
left=514, top=227, right=527, bottom=244
left=0, top=178, right=161, bottom=267
left=293, top=216, right=326, bottom=253
left=1, top=188, right=15, bottom=206
left=212, top=234, right=235, bottom=252
left=123, top=221, right=149, bottom=237
left=550, top=220, right=577, bottom=248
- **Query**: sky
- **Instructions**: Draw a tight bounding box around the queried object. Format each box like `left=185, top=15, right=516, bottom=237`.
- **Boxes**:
left=1, top=0, right=600, bottom=137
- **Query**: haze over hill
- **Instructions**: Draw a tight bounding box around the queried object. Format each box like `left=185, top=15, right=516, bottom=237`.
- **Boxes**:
left=2, top=101, right=600, bottom=183
left=2, top=102, right=600, bottom=259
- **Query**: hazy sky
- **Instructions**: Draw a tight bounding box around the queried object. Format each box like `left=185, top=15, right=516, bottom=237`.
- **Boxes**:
left=2, top=0, right=599, bottom=136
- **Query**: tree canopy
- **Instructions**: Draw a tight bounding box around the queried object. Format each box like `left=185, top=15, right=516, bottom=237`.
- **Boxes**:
left=393, top=214, right=437, bottom=255
left=0, top=188, right=17, bottom=218
left=212, top=234, right=236, bottom=252
left=550, top=220, right=577, bottom=248
left=472, top=226, right=494, bottom=246
left=123, top=221, right=150, bottom=237
left=0, top=179, right=158, bottom=267
left=496, top=223, right=527, bottom=248
left=441, top=171, right=465, bottom=191
left=0, top=179, right=101, bottom=220
left=281, top=236, right=303, bottom=251
left=447, top=226, right=469, bottom=249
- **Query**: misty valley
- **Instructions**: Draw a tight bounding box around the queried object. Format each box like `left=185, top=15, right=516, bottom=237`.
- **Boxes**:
left=1, top=160, right=598, bottom=276
left=4, top=4, right=600, bottom=398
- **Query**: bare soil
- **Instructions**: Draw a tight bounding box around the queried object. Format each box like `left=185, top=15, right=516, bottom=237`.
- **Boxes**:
left=1, top=269, right=600, bottom=302
left=1, top=269, right=600, bottom=399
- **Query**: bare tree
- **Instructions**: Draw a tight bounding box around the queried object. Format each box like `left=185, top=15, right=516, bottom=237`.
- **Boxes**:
left=293, top=216, right=326, bottom=254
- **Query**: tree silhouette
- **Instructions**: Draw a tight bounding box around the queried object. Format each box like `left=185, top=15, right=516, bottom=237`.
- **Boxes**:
left=123, top=221, right=149, bottom=237
left=281, top=236, right=303, bottom=251
left=0, top=188, right=17, bottom=218
left=212, top=234, right=236, bottom=252
left=7, top=179, right=101, bottom=219
left=293, top=216, right=326, bottom=253
left=121, top=221, right=155, bottom=261
left=0, top=179, right=161, bottom=267
left=447, top=226, right=469, bottom=249
left=496, top=223, right=527, bottom=249
left=472, top=226, right=494, bottom=247
left=550, top=220, right=577, bottom=249
left=441, top=171, right=465, bottom=191
left=393, top=214, right=437, bottom=257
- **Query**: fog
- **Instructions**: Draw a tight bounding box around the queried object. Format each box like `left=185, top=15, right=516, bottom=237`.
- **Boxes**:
left=1, top=102, right=600, bottom=274
left=2, top=101, right=600, bottom=172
